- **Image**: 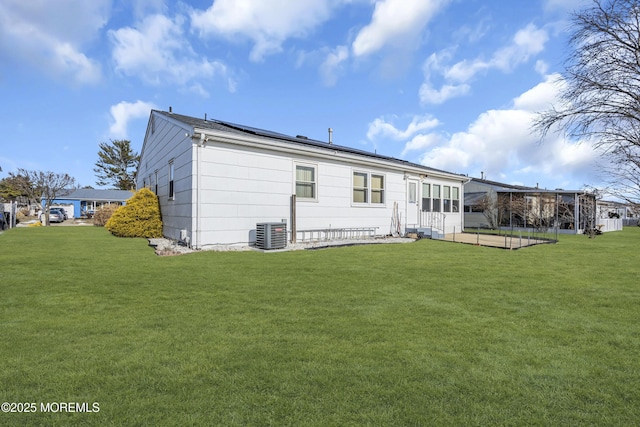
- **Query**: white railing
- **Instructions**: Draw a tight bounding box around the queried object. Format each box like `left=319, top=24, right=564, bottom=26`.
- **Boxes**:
left=596, top=218, right=623, bottom=232
left=421, top=211, right=446, bottom=234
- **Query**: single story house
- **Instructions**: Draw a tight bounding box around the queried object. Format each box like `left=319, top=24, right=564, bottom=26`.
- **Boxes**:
left=47, top=188, right=133, bottom=218
left=137, top=110, right=470, bottom=249
left=463, top=177, right=609, bottom=234
left=597, top=200, right=637, bottom=227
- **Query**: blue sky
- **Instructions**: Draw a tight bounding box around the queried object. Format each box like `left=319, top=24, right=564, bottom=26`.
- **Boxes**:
left=0, top=0, right=601, bottom=191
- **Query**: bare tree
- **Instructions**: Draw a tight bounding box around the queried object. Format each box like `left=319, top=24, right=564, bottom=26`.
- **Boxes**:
left=507, top=193, right=530, bottom=229
left=601, top=151, right=640, bottom=211
left=476, top=193, right=499, bottom=229
left=557, top=195, right=577, bottom=230
left=8, top=169, right=76, bottom=225
left=580, top=192, right=600, bottom=237
left=534, top=0, right=640, bottom=203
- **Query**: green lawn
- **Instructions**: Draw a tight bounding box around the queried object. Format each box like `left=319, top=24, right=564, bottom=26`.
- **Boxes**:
left=1, top=226, right=639, bottom=426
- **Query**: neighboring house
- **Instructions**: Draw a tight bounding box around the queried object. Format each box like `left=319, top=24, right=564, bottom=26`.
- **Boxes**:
left=597, top=200, right=637, bottom=227
left=137, top=110, right=470, bottom=249
left=463, top=178, right=606, bottom=234
left=47, top=189, right=132, bottom=218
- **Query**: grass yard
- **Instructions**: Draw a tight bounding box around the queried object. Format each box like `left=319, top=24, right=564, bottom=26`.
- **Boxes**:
left=1, top=226, right=639, bottom=426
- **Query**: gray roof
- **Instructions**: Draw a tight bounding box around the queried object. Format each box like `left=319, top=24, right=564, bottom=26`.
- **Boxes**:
left=469, top=177, right=587, bottom=194
left=464, top=192, right=488, bottom=205
left=57, top=189, right=134, bottom=202
left=156, top=110, right=468, bottom=179
left=469, top=177, right=535, bottom=191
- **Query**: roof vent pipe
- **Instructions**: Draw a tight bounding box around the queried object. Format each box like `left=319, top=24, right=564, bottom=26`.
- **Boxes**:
left=328, top=127, right=333, bottom=145
left=204, top=113, right=207, bottom=121
left=169, top=106, right=172, bottom=113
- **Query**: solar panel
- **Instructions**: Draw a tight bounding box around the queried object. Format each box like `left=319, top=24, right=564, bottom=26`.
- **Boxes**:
left=159, top=111, right=465, bottom=177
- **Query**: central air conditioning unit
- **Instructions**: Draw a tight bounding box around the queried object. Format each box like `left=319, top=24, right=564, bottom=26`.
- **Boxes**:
left=256, top=222, right=287, bottom=250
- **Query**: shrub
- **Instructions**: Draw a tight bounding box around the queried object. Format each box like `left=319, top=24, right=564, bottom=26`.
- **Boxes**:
left=105, top=188, right=163, bottom=238
left=93, top=204, right=121, bottom=227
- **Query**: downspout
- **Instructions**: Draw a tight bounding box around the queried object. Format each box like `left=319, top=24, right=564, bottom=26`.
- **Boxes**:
left=196, top=133, right=205, bottom=249
left=575, top=192, right=580, bottom=233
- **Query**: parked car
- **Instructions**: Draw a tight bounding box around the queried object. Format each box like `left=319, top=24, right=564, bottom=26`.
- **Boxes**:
left=41, top=208, right=65, bottom=223
left=56, top=207, right=68, bottom=220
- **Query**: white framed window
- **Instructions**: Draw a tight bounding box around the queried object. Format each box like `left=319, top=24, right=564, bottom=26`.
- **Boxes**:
left=168, top=160, right=175, bottom=200
left=154, top=170, right=159, bottom=195
left=443, top=185, right=451, bottom=212
left=371, top=174, right=384, bottom=204
left=432, top=184, right=441, bottom=212
left=408, top=181, right=417, bottom=204
left=295, top=163, right=317, bottom=200
left=353, top=171, right=386, bottom=205
left=353, top=171, right=368, bottom=203
left=452, top=187, right=460, bottom=212
left=422, top=183, right=431, bottom=212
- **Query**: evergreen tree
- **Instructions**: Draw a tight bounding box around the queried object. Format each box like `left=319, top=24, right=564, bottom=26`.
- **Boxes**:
left=94, top=139, right=140, bottom=190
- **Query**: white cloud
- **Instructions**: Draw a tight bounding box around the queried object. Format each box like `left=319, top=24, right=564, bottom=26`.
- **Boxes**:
left=419, top=82, right=470, bottom=105
left=512, top=73, right=564, bottom=112
left=369, top=75, right=599, bottom=187
left=402, top=133, right=446, bottom=157
left=420, top=24, right=549, bottom=105
left=444, top=59, right=489, bottom=83
left=131, top=0, right=166, bottom=18
left=535, top=59, right=549, bottom=75
left=367, top=114, right=440, bottom=141
left=447, top=24, right=549, bottom=83
left=352, top=0, right=450, bottom=57
left=320, top=45, right=349, bottom=86
left=190, top=0, right=335, bottom=62
left=419, top=49, right=471, bottom=104
left=493, top=24, right=548, bottom=71
left=416, top=78, right=601, bottom=186
left=110, top=14, right=234, bottom=95
left=543, top=0, right=591, bottom=13
left=109, top=100, right=157, bottom=138
left=0, top=0, right=106, bottom=84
